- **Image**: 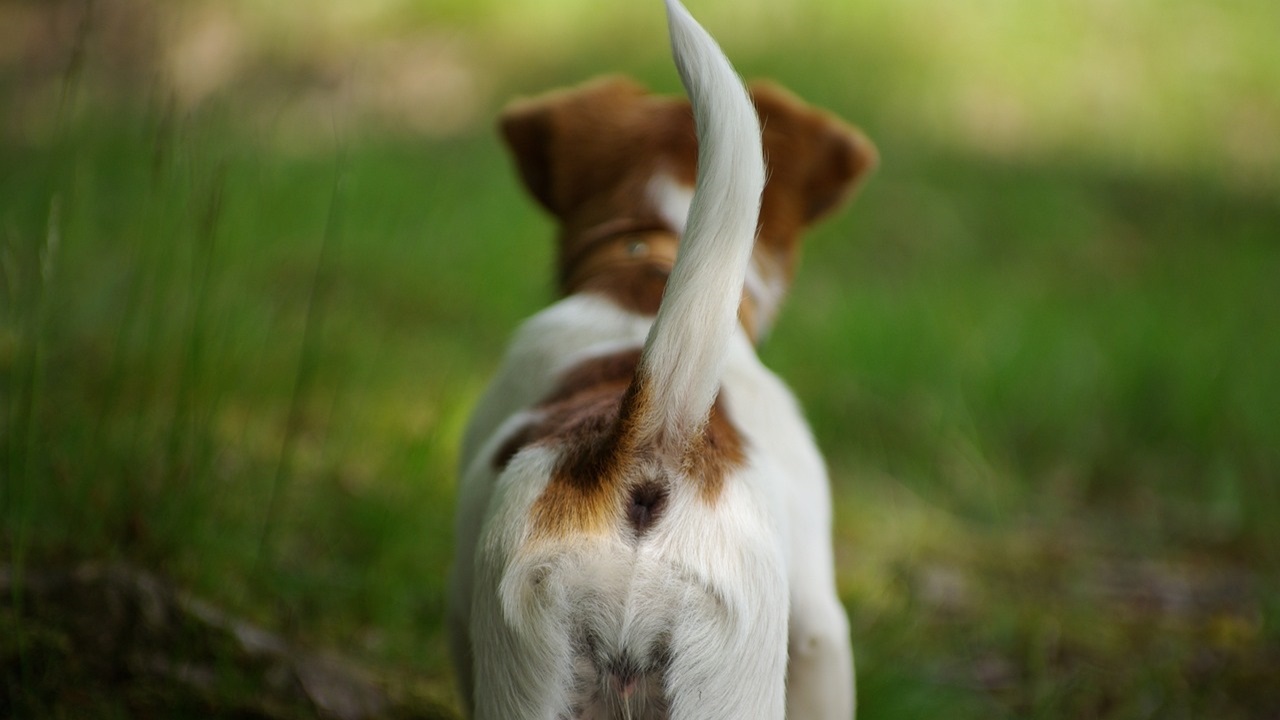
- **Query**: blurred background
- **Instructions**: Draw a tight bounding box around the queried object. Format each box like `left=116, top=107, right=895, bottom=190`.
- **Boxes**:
left=2, top=0, right=1278, bottom=717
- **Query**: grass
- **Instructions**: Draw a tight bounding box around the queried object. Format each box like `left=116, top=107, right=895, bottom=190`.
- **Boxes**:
left=3, top=0, right=1280, bottom=717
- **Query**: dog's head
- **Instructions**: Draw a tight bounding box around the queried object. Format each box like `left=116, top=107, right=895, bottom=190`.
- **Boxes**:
left=499, top=75, right=877, bottom=340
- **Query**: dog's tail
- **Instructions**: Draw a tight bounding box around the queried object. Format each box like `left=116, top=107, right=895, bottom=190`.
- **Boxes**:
left=621, top=0, right=764, bottom=454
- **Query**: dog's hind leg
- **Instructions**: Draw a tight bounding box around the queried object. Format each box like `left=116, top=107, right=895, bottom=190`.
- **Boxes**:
left=785, top=511, right=855, bottom=719
left=786, top=587, right=855, bottom=719
left=657, top=517, right=790, bottom=720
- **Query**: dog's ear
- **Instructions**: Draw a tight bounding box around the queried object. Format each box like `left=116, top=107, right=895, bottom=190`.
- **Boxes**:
left=750, top=81, right=878, bottom=225
left=498, top=97, right=557, bottom=214
left=499, top=76, right=652, bottom=218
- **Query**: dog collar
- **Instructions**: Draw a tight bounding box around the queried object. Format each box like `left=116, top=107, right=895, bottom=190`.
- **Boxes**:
left=561, top=220, right=761, bottom=341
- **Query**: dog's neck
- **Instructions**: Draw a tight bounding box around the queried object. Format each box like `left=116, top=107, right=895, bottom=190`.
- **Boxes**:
left=559, top=219, right=764, bottom=342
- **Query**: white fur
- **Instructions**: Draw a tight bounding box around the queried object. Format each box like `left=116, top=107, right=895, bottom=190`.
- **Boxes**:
left=623, top=0, right=765, bottom=452
left=744, top=254, right=788, bottom=338
left=448, top=1, right=854, bottom=717
left=647, top=173, right=695, bottom=236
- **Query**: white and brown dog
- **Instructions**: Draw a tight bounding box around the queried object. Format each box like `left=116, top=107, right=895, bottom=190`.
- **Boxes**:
left=448, top=1, right=876, bottom=717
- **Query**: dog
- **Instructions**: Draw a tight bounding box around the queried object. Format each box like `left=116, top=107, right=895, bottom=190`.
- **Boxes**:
left=448, top=1, right=877, bottom=717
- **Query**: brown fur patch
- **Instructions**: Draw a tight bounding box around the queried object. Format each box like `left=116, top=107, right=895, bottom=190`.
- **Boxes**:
left=494, top=350, right=747, bottom=539
left=565, top=230, right=678, bottom=318
left=530, top=388, right=630, bottom=538
left=684, top=392, right=747, bottom=503
left=544, top=348, right=645, bottom=404
left=581, top=263, right=672, bottom=317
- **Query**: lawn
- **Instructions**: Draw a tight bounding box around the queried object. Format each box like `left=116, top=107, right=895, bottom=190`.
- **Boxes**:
left=3, top=0, right=1279, bottom=717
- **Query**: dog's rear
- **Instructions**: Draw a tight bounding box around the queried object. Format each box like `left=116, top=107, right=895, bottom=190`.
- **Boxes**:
left=454, top=1, right=782, bottom=718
